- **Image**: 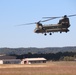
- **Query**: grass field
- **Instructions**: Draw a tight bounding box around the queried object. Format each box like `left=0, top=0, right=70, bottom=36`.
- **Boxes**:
left=0, top=61, right=76, bottom=75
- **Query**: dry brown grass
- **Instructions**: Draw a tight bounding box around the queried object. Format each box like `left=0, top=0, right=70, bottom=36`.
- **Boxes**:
left=0, top=61, right=76, bottom=75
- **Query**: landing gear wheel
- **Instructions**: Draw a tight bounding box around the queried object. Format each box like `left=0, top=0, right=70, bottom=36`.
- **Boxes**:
left=66, top=29, right=69, bottom=33
left=66, top=30, right=68, bottom=33
left=60, top=31, right=62, bottom=33
left=44, top=33, right=47, bottom=36
left=49, top=33, right=52, bottom=35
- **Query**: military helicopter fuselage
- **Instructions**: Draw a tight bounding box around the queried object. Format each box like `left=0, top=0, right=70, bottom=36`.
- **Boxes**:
left=34, top=22, right=70, bottom=35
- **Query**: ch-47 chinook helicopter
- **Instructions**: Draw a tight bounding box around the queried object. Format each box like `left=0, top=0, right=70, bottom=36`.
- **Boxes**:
left=19, top=14, right=76, bottom=35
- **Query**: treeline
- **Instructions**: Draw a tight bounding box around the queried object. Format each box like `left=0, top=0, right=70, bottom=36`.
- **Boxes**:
left=10, top=52, right=76, bottom=61
left=0, top=46, right=76, bottom=55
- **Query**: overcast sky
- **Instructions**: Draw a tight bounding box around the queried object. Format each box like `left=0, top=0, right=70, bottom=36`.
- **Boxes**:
left=0, top=0, right=76, bottom=48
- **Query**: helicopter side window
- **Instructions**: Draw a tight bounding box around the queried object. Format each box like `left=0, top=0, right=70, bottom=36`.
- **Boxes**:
left=36, top=22, right=43, bottom=29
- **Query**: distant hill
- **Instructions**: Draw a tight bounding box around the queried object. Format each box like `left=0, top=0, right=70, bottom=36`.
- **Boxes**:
left=0, top=46, right=76, bottom=55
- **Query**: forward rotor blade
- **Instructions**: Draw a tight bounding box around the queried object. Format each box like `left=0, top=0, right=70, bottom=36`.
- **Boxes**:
left=16, top=20, right=42, bottom=26
left=16, top=22, right=36, bottom=26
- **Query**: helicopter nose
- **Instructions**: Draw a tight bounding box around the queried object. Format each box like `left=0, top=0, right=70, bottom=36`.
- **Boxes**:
left=34, top=29, right=39, bottom=33
left=34, top=29, right=37, bottom=33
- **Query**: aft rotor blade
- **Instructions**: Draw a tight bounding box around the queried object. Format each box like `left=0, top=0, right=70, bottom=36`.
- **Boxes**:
left=68, top=14, right=76, bottom=17
left=42, top=17, right=60, bottom=19
left=41, top=17, right=59, bottom=22
left=43, top=14, right=76, bottom=19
